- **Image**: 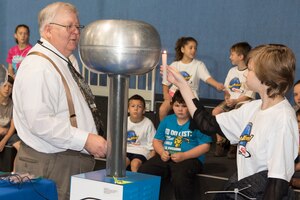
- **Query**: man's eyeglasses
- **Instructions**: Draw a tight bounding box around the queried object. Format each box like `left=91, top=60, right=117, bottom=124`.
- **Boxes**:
left=49, top=23, right=85, bottom=32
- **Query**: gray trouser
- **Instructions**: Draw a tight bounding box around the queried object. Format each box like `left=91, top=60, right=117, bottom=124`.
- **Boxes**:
left=15, top=142, right=95, bottom=200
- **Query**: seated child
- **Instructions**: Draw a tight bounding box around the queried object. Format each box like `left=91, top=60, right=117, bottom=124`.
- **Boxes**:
left=290, top=109, right=300, bottom=188
left=138, top=90, right=212, bottom=200
left=126, top=94, right=156, bottom=172
left=0, top=75, right=20, bottom=172
left=293, top=80, right=300, bottom=111
left=212, top=42, right=255, bottom=159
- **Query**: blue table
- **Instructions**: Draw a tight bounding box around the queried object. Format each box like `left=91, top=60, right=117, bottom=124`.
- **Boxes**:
left=0, top=178, right=58, bottom=200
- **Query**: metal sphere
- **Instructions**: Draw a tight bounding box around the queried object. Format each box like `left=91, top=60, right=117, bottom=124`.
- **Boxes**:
left=79, top=19, right=161, bottom=75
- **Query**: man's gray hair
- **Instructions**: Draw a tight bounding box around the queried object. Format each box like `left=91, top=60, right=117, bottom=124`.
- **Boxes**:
left=38, top=2, right=78, bottom=35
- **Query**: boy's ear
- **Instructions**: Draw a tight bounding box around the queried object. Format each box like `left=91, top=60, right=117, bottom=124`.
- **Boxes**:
left=239, top=54, right=244, bottom=60
left=14, top=33, right=17, bottom=39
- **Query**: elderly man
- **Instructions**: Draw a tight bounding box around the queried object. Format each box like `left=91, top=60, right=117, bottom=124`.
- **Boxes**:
left=12, top=2, right=107, bottom=200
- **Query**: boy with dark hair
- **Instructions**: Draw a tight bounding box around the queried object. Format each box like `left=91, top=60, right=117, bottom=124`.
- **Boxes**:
left=0, top=75, right=20, bottom=172
left=138, top=90, right=212, bottom=200
left=126, top=94, right=156, bottom=172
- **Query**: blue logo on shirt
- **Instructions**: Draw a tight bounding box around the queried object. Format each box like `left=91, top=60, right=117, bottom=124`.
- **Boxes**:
left=127, top=130, right=138, bottom=144
left=228, top=77, right=241, bottom=92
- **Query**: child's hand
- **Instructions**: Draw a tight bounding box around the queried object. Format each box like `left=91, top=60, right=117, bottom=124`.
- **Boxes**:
left=170, top=152, right=185, bottom=163
left=224, top=89, right=230, bottom=98
left=159, top=65, right=164, bottom=76
left=160, top=150, right=170, bottom=162
left=216, top=82, right=225, bottom=91
left=160, top=65, right=170, bottom=86
left=166, top=66, right=186, bottom=87
left=0, top=127, right=8, bottom=136
left=226, top=99, right=237, bottom=107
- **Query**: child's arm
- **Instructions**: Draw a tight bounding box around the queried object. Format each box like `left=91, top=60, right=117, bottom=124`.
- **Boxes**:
left=0, top=119, right=16, bottom=152
left=206, top=77, right=224, bottom=91
left=7, top=49, right=15, bottom=77
left=171, top=143, right=210, bottom=163
left=153, top=139, right=170, bottom=162
left=166, top=66, right=225, bottom=136
left=224, top=90, right=230, bottom=100
left=226, top=95, right=252, bottom=108
left=162, top=84, right=171, bottom=101
left=7, top=63, right=14, bottom=77
left=146, top=123, right=156, bottom=159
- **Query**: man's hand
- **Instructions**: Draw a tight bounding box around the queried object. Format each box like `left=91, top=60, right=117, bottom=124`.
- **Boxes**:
left=84, top=133, right=107, bottom=158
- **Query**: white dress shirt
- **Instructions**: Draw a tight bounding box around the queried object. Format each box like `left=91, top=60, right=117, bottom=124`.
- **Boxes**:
left=13, top=38, right=97, bottom=154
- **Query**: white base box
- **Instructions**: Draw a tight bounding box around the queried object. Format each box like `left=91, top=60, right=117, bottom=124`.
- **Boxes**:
left=70, top=169, right=160, bottom=200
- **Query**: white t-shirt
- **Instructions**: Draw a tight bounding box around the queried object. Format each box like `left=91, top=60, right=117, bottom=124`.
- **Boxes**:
left=216, top=99, right=298, bottom=181
left=127, top=116, right=156, bottom=159
left=0, top=98, right=13, bottom=128
left=169, top=59, right=211, bottom=98
left=224, top=66, right=255, bottom=99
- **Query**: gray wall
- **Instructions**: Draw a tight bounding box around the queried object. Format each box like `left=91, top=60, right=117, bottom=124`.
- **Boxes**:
left=1, top=0, right=300, bottom=100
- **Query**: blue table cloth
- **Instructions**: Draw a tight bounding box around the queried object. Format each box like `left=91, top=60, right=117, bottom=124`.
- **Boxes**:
left=0, top=177, right=58, bottom=200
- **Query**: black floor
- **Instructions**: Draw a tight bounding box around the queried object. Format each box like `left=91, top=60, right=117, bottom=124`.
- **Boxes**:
left=202, top=143, right=237, bottom=177
left=194, top=143, right=237, bottom=200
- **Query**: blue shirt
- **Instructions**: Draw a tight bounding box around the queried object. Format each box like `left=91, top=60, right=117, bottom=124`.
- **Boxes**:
left=155, top=114, right=212, bottom=163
